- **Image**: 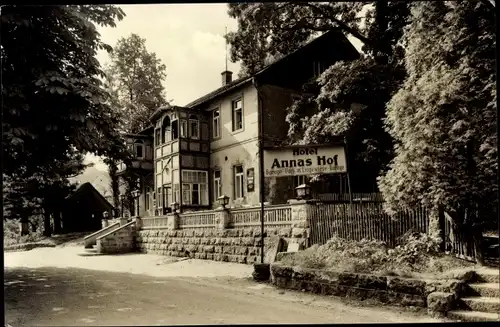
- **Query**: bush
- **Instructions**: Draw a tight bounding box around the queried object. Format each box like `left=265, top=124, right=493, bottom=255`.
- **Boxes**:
left=280, top=232, right=471, bottom=278
left=3, top=219, right=44, bottom=247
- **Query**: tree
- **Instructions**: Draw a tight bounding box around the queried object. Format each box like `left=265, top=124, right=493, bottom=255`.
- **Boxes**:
left=2, top=5, right=130, bottom=234
left=227, top=2, right=412, bottom=191
left=378, top=1, right=496, bottom=264
left=103, top=33, right=168, bottom=214
left=104, top=33, right=168, bottom=134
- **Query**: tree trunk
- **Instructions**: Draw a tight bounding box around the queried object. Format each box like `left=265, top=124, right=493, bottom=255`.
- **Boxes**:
left=53, top=211, right=62, bottom=234
left=43, top=208, right=52, bottom=237
left=473, top=225, right=486, bottom=266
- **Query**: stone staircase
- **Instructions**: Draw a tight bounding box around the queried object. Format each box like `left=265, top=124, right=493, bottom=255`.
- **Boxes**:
left=448, top=268, right=500, bottom=322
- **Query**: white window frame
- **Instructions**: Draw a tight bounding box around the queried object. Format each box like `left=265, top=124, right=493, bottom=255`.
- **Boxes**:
left=213, top=169, right=221, bottom=201
left=189, top=118, right=199, bottom=139
left=135, top=144, right=144, bottom=159
left=181, top=170, right=208, bottom=205
left=234, top=165, right=244, bottom=199
left=231, top=99, right=243, bottom=132
left=180, top=120, right=188, bottom=138
left=212, top=109, right=220, bottom=139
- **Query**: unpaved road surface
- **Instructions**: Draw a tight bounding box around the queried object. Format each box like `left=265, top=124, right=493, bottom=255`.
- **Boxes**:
left=4, top=246, right=442, bottom=326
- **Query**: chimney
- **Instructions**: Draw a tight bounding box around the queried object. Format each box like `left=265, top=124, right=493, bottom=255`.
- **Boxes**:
left=221, top=70, right=233, bottom=86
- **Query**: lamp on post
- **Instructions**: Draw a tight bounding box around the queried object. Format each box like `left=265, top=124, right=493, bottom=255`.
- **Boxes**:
left=217, top=195, right=230, bottom=209
left=131, top=189, right=140, bottom=217
left=295, top=184, right=312, bottom=200
left=103, top=211, right=109, bottom=220
left=171, top=202, right=180, bottom=214
left=119, top=194, right=124, bottom=217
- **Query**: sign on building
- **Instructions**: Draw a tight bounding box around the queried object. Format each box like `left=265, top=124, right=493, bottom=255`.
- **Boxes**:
left=263, top=145, right=347, bottom=178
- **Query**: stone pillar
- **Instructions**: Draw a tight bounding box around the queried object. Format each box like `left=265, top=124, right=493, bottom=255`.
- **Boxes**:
left=135, top=216, right=143, bottom=230
left=120, top=217, right=128, bottom=226
left=288, top=199, right=318, bottom=249
left=215, top=208, right=231, bottom=229
left=102, top=219, right=109, bottom=228
left=167, top=213, right=180, bottom=230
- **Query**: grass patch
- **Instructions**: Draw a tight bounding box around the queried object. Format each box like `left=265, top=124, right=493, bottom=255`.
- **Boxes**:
left=280, top=232, right=474, bottom=279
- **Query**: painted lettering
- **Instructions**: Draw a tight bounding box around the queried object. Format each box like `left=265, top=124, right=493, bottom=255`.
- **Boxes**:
left=271, top=158, right=281, bottom=169
left=317, top=155, right=339, bottom=166
left=292, top=148, right=318, bottom=156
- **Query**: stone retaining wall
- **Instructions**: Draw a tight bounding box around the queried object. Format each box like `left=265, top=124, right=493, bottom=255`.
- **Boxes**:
left=270, top=263, right=465, bottom=314
left=136, top=226, right=292, bottom=264
left=97, top=221, right=137, bottom=254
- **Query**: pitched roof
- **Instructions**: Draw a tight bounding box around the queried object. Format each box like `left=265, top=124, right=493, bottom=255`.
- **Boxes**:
left=66, top=182, right=114, bottom=211
left=184, top=76, right=253, bottom=108
left=183, top=29, right=357, bottom=110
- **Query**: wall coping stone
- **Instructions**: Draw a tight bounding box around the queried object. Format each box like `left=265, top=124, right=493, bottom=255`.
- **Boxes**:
left=270, top=263, right=465, bottom=310
left=96, top=220, right=136, bottom=241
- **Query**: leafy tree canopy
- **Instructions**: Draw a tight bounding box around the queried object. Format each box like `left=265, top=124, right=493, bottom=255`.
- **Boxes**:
left=2, top=5, right=128, bottom=227
left=228, top=2, right=412, bottom=191
left=378, top=1, right=497, bottom=228
left=104, top=33, right=168, bottom=134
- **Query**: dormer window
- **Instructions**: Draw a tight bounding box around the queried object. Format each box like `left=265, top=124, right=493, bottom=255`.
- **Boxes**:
left=189, top=115, right=199, bottom=139
left=161, top=116, right=171, bottom=144
left=134, top=139, right=144, bottom=159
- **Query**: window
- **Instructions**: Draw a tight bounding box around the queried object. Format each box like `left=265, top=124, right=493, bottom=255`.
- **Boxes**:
left=232, top=99, right=243, bottom=132
left=172, top=120, right=179, bottom=139
left=234, top=165, right=244, bottom=199
left=135, top=141, right=144, bottom=159
left=157, top=187, right=162, bottom=208
left=294, top=175, right=309, bottom=189
left=145, top=187, right=150, bottom=211
left=313, top=61, right=326, bottom=77
left=189, top=115, right=199, bottom=139
left=212, top=109, right=220, bottom=139
left=213, top=170, right=221, bottom=201
left=155, top=129, right=161, bottom=146
left=181, top=170, right=208, bottom=205
left=180, top=120, right=188, bottom=138
left=161, top=116, right=171, bottom=144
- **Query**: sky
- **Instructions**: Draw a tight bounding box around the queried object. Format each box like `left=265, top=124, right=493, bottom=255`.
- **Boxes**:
left=87, top=3, right=364, bottom=171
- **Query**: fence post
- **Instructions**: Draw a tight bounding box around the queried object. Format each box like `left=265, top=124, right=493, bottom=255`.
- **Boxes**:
left=215, top=208, right=231, bottom=229
left=288, top=199, right=317, bottom=249
left=167, top=213, right=180, bottom=230
left=135, top=216, right=143, bottom=230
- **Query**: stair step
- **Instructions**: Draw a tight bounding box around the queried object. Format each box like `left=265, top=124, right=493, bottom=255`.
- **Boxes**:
left=468, top=283, right=500, bottom=298
left=461, top=297, right=500, bottom=313
left=447, top=310, right=499, bottom=322
left=474, top=267, right=500, bottom=283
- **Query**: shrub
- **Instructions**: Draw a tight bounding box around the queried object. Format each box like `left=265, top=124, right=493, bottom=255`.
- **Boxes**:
left=280, top=231, right=470, bottom=277
left=3, top=219, right=44, bottom=247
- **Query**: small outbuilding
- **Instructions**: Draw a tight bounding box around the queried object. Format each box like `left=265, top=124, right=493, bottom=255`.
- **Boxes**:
left=61, top=182, right=114, bottom=233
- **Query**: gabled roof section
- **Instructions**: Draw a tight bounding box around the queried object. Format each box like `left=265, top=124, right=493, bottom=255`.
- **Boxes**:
left=66, top=182, right=114, bottom=210
left=184, top=29, right=359, bottom=110
left=149, top=105, right=192, bottom=123
left=184, top=76, right=253, bottom=109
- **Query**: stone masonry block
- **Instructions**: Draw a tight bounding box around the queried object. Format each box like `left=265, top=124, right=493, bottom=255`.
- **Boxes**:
left=242, top=237, right=254, bottom=246
left=237, top=247, right=248, bottom=255
left=206, top=253, right=214, bottom=260
left=387, top=277, right=426, bottom=296
left=204, top=245, right=215, bottom=253
left=214, top=246, right=222, bottom=253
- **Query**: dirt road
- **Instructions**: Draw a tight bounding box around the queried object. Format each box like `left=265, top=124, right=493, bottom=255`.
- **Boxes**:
left=4, top=246, right=442, bottom=325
